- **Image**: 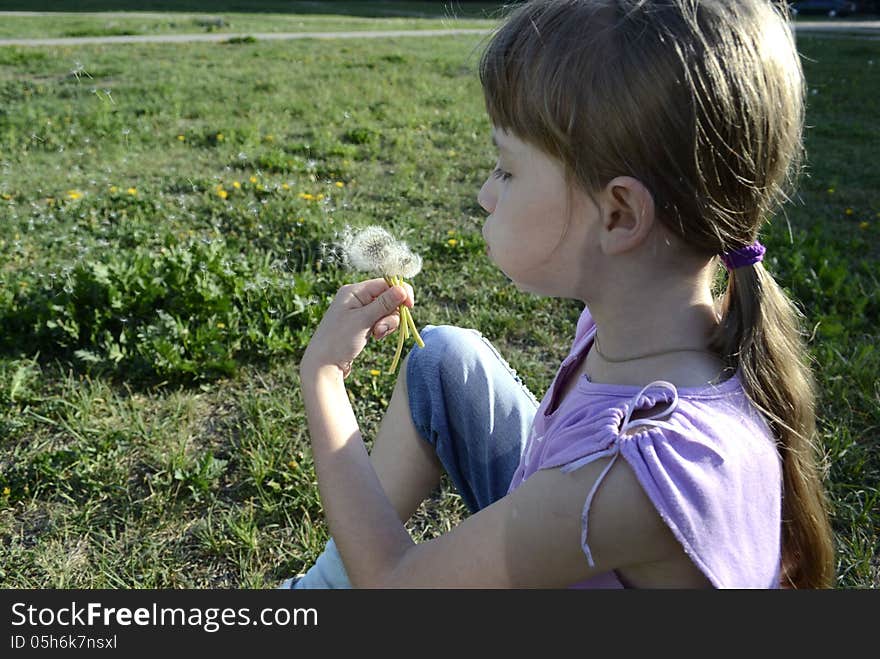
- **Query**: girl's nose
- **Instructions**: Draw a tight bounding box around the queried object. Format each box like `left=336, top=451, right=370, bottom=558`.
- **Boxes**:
left=477, top=177, right=496, bottom=214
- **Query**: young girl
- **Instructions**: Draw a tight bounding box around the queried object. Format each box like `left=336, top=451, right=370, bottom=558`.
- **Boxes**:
left=283, top=0, right=835, bottom=589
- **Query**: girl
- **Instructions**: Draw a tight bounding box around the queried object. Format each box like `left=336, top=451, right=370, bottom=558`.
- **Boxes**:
left=283, top=0, right=834, bottom=588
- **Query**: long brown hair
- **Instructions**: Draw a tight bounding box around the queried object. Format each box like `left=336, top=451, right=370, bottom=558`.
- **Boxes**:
left=480, top=0, right=834, bottom=587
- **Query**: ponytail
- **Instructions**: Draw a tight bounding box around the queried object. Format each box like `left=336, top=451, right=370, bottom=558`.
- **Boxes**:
left=709, top=261, right=835, bottom=588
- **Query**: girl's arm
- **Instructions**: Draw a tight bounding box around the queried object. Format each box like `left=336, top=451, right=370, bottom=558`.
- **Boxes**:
left=300, top=364, right=415, bottom=585
left=299, top=279, right=685, bottom=588
left=302, top=363, right=682, bottom=587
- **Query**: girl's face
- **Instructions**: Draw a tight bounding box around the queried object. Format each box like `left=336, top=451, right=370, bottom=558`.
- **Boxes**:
left=477, top=128, right=598, bottom=298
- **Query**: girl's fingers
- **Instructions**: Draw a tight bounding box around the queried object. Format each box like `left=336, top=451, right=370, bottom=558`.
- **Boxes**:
left=401, top=282, right=414, bottom=308
left=372, top=312, right=401, bottom=340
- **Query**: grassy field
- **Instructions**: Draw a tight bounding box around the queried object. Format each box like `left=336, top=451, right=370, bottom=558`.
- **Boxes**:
left=0, top=11, right=877, bottom=587
left=0, top=1, right=500, bottom=39
left=1, top=1, right=876, bottom=40
left=0, top=17, right=492, bottom=41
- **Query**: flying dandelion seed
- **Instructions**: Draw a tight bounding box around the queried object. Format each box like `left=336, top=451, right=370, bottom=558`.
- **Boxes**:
left=70, top=61, right=92, bottom=81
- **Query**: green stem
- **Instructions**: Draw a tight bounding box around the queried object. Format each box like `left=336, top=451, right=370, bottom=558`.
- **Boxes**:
left=397, top=276, right=424, bottom=348
left=385, top=276, right=405, bottom=374
left=389, top=318, right=406, bottom=374
left=384, top=275, right=423, bottom=373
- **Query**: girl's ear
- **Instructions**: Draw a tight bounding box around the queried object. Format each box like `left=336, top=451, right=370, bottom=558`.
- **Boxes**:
left=598, top=176, right=656, bottom=257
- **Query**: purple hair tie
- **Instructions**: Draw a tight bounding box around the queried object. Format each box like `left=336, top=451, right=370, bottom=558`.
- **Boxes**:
left=720, top=241, right=765, bottom=270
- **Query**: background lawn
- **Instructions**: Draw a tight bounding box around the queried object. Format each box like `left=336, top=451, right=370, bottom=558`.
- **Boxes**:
left=0, top=5, right=877, bottom=587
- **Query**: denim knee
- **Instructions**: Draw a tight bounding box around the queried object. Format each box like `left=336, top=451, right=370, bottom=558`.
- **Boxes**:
left=405, top=324, right=537, bottom=512
left=405, top=324, right=497, bottom=444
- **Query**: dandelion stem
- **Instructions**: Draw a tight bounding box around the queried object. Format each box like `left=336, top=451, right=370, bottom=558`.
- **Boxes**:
left=397, top=275, right=424, bottom=348
left=393, top=275, right=411, bottom=344
left=385, top=276, right=405, bottom=373
left=389, top=312, right=406, bottom=375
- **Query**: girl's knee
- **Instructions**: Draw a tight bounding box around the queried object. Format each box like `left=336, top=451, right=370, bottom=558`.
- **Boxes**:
left=405, top=325, right=487, bottom=442
left=405, top=324, right=485, bottom=389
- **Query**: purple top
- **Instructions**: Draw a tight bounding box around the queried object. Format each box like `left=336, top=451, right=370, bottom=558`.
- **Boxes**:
left=506, top=306, right=782, bottom=588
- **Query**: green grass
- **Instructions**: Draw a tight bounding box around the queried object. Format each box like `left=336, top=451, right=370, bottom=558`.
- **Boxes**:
left=0, top=0, right=502, bottom=12
left=0, top=22, right=876, bottom=587
left=0, top=2, right=501, bottom=39
left=0, top=13, right=496, bottom=40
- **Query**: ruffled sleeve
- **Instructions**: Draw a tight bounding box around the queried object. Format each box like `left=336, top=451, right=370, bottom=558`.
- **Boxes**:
left=544, top=380, right=783, bottom=588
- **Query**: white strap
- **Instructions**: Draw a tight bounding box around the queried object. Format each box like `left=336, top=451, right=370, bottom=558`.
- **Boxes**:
left=578, top=449, right=621, bottom=567
left=620, top=380, right=679, bottom=434
left=573, top=380, right=679, bottom=567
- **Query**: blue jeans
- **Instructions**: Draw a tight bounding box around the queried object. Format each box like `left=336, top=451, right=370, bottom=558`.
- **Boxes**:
left=288, top=325, right=539, bottom=588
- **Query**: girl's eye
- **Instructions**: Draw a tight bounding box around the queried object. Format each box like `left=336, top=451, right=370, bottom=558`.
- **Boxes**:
left=492, top=167, right=512, bottom=181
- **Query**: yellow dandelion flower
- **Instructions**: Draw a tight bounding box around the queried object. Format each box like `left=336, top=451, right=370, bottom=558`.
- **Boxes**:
left=216, top=133, right=224, bottom=141
left=282, top=183, right=290, bottom=190
left=127, top=187, right=137, bottom=196
left=232, top=181, right=241, bottom=189
left=845, top=208, right=854, bottom=215
left=177, top=134, right=185, bottom=141
left=217, top=189, right=228, bottom=199
left=109, top=185, right=118, bottom=193
left=316, top=193, right=325, bottom=201
left=335, top=181, right=345, bottom=188
left=298, top=192, right=314, bottom=201
left=859, top=221, right=869, bottom=230
left=249, top=176, right=258, bottom=184
left=1, top=193, right=12, bottom=200
left=66, top=190, right=82, bottom=200
left=447, top=238, right=458, bottom=247
left=287, top=460, right=298, bottom=469
left=369, top=369, right=381, bottom=377
left=216, top=322, right=226, bottom=329
left=2, top=486, right=9, bottom=496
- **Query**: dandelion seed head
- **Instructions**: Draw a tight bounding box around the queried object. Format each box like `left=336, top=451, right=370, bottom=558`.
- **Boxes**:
left=385, top=243, right=423, bottom=279
left=337, top=225, right=422, bottom=278
left=340, top=225, right=395, bottom=273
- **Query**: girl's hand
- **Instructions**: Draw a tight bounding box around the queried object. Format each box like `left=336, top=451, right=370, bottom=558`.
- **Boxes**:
left=300, top=278, right=414, bottom=379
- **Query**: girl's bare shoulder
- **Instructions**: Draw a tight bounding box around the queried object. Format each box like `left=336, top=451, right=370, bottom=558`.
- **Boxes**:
left=382, top=456, right=706, bottom=587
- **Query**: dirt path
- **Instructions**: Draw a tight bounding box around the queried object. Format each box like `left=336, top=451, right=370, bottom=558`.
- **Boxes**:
left=0, top=28, right=491, bottom=48
left=794, top=20, right=880, bottom=33
left=0, top=18, right=877, bottom=48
